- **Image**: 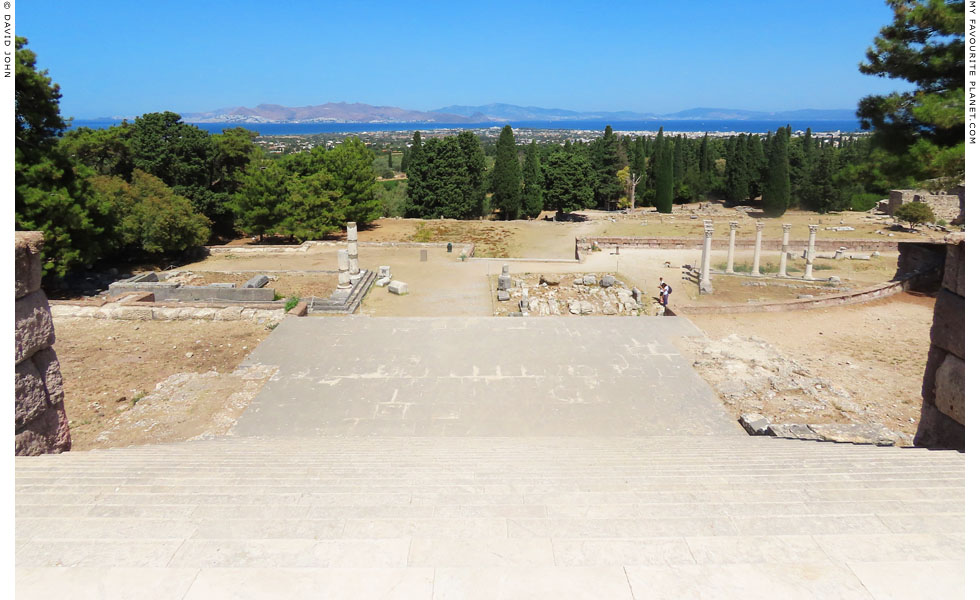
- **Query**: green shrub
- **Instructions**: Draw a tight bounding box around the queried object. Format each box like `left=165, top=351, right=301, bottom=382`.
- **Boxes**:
left=283, top=295, right=300, bottom=312
left=850, top=193, right=882, bottom=212
left=894, top=202, right=936, bottom=230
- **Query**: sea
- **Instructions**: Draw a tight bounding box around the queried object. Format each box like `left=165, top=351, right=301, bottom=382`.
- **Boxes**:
left=69, top=119, right=863, bottom=136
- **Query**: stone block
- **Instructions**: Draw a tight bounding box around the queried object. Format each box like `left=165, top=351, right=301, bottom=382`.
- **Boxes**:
left=114, top=306, right=154, bottom=321
left=497, top=290, right=511, bottom=302
left=599, top=274, right=616, bottom=287
left=15, top=358, right=48, bottom=429
left=930, top=289, right=964, bottom=359
left=497, top=275, right=512, bottom=291
left=15, top=231, right=44, bottom=299
left=942, top=242, right=965, bottom=297
left=934, top=354, right=965, bottom=425
left=388, top=280, right=408, bottom=295
left=208, top=282, right=236, bottom=288
left=582, top=274, right=597, bottom=286
left=539, top=274, right=559, bottom=286
left=738, top=413, right=771, bottom=436
left=15, top=399, right=71, bottom=456
left=768, top=424, right=822, bottom=441
left=15, top=290, right=55, bottom=365
left=215, top=306, right=244, bottom=321
left=913, top=400, right=965, bottom=450
left=243, top=275, right=270, bottom=289
left=33, top=347, right=65, bottom=407
left=287, top=301, right=308, bottom=317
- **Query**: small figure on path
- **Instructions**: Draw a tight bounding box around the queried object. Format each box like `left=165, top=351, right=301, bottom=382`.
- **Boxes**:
left=660, top=281, right=672, bottom=307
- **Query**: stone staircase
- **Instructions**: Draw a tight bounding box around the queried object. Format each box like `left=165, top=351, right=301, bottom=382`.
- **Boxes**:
left=16, top=435, right=964, bottom=599
left=307, top=270, right=377, bottom=314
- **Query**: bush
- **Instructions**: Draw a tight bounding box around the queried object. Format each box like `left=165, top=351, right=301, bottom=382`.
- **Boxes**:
left=283, top=295, right=300, bottom=312
left=850, top=193, right=882, bottom=212
left=894, top=202, right=936, bottom=230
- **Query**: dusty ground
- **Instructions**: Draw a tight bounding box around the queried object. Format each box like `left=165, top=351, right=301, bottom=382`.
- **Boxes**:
left=54, top=319, right=274, bottom=450
left=678, top=292, right=936, bottom=442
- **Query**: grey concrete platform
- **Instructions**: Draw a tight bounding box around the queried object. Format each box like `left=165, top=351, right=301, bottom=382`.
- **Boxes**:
left=233, top=316, right=741, bottom=437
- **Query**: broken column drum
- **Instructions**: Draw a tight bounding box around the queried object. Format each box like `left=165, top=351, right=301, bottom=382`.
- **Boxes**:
left=751, top=221, right=763, bottom=276
left=778, top=224, right=791, bottom=277
left=337, top=249, right=352, bottom=289
left=346, top=222, right=361, bottom=281
left=804, top=225, right=818, bottom=280
left=497, top=264, right=512, bottom=291
left=725, top=221, right=738, bottom=274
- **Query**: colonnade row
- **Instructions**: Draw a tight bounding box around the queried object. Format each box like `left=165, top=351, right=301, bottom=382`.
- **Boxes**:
left=700, top=220, right=819, bottom=293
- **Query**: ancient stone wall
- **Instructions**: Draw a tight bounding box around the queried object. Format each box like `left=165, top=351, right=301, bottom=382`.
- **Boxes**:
left=14, top=232, right=71, bottom=455
left=577, top=236, right=903, bottom=253
left=888, top=189, right=964, bottom=223
left=915, top=235, right=965, bottom=450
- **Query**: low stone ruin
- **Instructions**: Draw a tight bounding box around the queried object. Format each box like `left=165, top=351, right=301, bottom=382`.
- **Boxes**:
left=108, top=271, right=276, bottom=302
left=494, top=270, right=648, bottom=317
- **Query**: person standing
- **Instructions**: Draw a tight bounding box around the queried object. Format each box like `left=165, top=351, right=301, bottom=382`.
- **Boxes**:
left=660, top=281, right=672, bottom=307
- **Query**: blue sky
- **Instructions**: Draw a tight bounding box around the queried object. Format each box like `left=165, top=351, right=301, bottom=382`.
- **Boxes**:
left=17, top=0, right=914, bottom=119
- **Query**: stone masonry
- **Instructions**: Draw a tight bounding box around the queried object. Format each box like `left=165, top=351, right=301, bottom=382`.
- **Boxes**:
left=14, top=232, right=71, bottom=455
left=888, top=188, right=964, bottom=224
left=915, top=235, right=965, bottom=450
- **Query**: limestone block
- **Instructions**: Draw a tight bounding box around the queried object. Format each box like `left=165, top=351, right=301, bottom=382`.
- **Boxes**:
left=114, top=306, right=154, bottom=321
left=942, top=242, right=965, bottom=297
left=913, top=399, right=964, bottom=450
left=582, top=274, right=597, bottom=286
left=497, top=275, right=512, bottom=291
left=601, top=301, right=616, bottom=315
left=599, top=275, right=616, bottom=288
left=15, top=358, right=48, bottom=429
left=193, top=308, right=218, bottom=320
left=243, top=275, right=269, bottom=289
left=216, top=306, right=244, bottom=321
left=15, top=399, right=71, bottom=456
left=152, top=307, right=179, bottom=320
left=15, top=231, right=44, bottom=299
left=934, top=354, right=965, bottom=425
left=497, top=290, right=511, bottom=301
left=539, top=274, right=560, bottom=286
left=738, top=413, right=771, bottom=436
left=388, top=280, right=408, bottom=295
left=15, top=290, right=55, bottom=365
left=930, top=289, right=965, bottom=359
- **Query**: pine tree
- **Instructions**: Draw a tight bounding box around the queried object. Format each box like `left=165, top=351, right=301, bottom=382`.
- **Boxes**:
left=491, top=125, right=522, bottom=219
left=521, top=140, right=544, bottom=218
left=655, top=139, right=674, bottom=214
left=457, top=131, right=487, bottom=218
left=591, top=125, right=624, bottom=210
left=762, top=127, right=791, bottom=216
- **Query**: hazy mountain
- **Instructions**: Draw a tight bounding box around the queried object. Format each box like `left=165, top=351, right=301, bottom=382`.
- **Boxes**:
left=180, top=101, right=856, bottom=124
left=183, top=102, right=478, bottom=124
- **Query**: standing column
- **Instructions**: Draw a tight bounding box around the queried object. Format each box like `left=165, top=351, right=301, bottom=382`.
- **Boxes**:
left=778, top=224, right=791, bottom=278
left=725, top=221, right=738, bottom=274
left=347, top=222, right=361, bottom=281
left=751, top=221, right=763, bottom=276
left=804, top=224, right=818, bottom=280
left=337, top=249, right=351, bottom=289
left=700, top=220, right=714, bottom=294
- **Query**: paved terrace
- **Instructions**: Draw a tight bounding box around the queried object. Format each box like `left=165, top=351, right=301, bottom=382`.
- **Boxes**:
left=15, top=317, right=965, bottom=599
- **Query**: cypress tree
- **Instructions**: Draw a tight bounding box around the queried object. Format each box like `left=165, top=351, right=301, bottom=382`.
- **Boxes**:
left=592, top=125, right=623, bottom=210
left=644, top=127, right=665, bottom=205
left=725, top=134, right=750, bottom=204
left=762, top=127, right=791, bottom=216
left=491, top=125, right=522, bottom=220
left=746, top=134, right=766, bottom=200
left=655, top=139, right=674, bottom=214
left=457, top=131, right=486, bottom=218
left=387, top=147, right=393, bottom=168
left=521, top=140, right=544, bottom=218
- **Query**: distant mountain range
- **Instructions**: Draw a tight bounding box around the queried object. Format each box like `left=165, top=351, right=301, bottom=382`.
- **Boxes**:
left=178, top=102, right=856, bottom=124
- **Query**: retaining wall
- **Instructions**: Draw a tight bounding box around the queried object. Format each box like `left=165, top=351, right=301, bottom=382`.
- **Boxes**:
left=14, top=232, right=71, bottom=456
left=915, top=235, right=965, bottom=450
left=49, top=300, right=286, bottom=323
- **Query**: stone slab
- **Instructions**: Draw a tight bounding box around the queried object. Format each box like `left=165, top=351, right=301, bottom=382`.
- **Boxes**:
left=234, top=316, right=739, bottom=437
left=243, top=274, right=270, bottom=289
left=388, top=280, right=409, bottom=295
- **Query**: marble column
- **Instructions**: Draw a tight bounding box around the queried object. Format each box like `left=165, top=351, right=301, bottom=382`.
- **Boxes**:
left=778, top=224, right=791, bottom=278
left=700, top=220, right=714, bottom=294
left=751, top=221, right=763, bottom=276
left=337, top=250, right=351, bottom=289
left=725, top=221, right=738, bottom=274
left=804, top=224, right=818, bottom=280
left=347, top=222, right=361, bottom=281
